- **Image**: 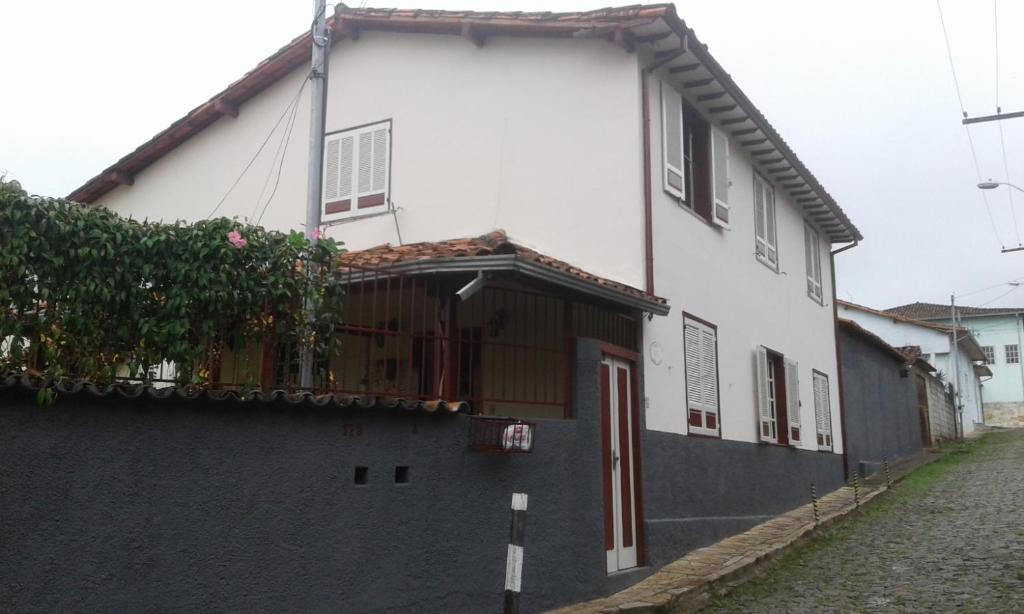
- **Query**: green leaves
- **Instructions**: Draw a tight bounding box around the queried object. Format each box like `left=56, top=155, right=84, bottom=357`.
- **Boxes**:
left=0, top=177, right=345, bottom=388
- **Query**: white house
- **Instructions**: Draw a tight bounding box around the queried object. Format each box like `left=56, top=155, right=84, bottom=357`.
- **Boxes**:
left=837, top=301, right=987, bottom=436
left=887, top=302, right=1024, bottom=428
left=66, top=4, right=862, bottom=600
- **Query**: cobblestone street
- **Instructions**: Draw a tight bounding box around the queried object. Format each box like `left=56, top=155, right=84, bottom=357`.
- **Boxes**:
left=710, top=430, right=1024, bottom=613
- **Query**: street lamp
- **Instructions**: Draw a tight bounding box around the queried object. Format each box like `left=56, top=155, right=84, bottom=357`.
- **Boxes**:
left=978, top=180, right=1024, bottom=252
left=978, top=180, right=1024, bottom=194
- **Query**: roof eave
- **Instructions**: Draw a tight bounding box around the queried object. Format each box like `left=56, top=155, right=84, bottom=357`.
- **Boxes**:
left=344, top=254, right=671, bottom=316
left=646, top=7, right=861, bottom=243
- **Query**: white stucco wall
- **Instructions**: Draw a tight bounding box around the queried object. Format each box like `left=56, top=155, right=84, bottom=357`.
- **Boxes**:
left=100, top=32, right=645, bottom=290
left=640, top=70, right=844, bottom=454
left=96, top=31, right=852, bottom=450
left=838, top=306, right=983, bottom=434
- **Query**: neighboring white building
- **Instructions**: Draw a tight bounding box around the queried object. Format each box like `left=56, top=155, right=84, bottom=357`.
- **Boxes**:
left=66, top=4, right=862, bottom=583
left=837, top=301, right=987, bottom=436
left=887, top=302, right=1024, bottom=428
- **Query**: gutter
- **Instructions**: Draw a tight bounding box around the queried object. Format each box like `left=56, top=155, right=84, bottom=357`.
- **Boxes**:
left=339, top=254, right=671, bottom=316
left=829, top=240, right=858, bottom=478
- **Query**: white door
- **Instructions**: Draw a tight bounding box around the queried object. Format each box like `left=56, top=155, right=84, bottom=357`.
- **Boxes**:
left=601, top=356, right=639, bottom=573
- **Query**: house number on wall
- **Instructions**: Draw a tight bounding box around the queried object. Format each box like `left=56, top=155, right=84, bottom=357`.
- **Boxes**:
left=342, top=423, right=364, bottom=437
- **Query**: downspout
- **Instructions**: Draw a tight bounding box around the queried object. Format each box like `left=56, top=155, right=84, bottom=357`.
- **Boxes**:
left=638, top=35, right=688, bottom=295
left=641, top=66, right=654, bottom=294
left=830, top=240, right=858, bottom=478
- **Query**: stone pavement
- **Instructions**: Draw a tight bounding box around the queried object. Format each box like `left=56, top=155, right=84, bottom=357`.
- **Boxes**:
left=550, top=452, right=937, bottom=614
left=709, top=429, right=1024, bottom=613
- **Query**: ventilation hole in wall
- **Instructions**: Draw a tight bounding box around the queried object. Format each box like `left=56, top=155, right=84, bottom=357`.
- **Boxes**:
left=354, top=466, right=368, bottom=485
left=395, top=466, right=410, bottom=484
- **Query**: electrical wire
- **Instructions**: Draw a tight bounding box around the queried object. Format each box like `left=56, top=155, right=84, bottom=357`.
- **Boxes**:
left=993, top=0, right=1020, bottom=245
left=205, top=72, right=311, bottom=220
left=936, top=0, right=1005, bottom=248
left=977, top=284, right=1023, bottom=307
left=255, top=78, right=306, bottom=226
left=248, top=78, right=306, bottom=222
left=956, top=277, right=1024, bottom=299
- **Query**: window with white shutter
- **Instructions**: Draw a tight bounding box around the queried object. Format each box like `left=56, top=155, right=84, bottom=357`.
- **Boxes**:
left=710, top=126, right=731, bottom=228
left=661, top=83, right=685, bottom=199
left=753, top=174, right=778, bottom=270
left=805, top=223, right=823, bottom=303
left=323, top=120, right=390, bottom=218
left=813, top=370, right=833, bottom=451
left=755, top=346, right=776, bottom=443
left=784, top=358, right=801, bottom=445
left=684, top=316, right=719, bottom=436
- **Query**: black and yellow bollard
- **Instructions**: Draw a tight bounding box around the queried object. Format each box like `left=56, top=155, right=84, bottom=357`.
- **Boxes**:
left=811, top=483, right=820, bottom=526
left=883, top=457, right=893, bottom=488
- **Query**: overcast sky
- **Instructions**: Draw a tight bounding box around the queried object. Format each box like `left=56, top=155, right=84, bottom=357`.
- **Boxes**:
left=3, top=0, right=1023, bottom=310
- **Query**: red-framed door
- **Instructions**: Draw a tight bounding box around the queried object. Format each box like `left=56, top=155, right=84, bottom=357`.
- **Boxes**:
left=601, top=354, right=642, bottom=573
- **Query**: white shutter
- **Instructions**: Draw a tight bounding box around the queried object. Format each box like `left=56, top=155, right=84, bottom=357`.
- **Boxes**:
left=785, top=358, right=801, bottom=445
left=685, top=322, right=704, bottom=410
left=756, top=346, right=775, bottom=443
left=765, top=188, right=777, bottom=265
left=338, top=136, right=354, bottom=201
left=754, top=176, right=767, bottom=259
left=700, top=326, right=718, bottom=420
left=661, top=83, right=685, bottom=199
left=323, top=134, right=354, bottom=216
left=806, top=225, right=822, bottom=301
left=710, top=126, right=731, bottom=228
left=814, top=372, right=833, bottom=450
left=371, top=126, right=388, bottom=193
left=323, top=136, right=340, bottom=202
left=685, top=319, right=719, bottom=434
left=357, top=131, right=373, bottom=196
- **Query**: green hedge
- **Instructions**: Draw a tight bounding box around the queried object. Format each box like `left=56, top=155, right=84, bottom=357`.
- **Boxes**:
left=0, top=178, right=345, bottom=388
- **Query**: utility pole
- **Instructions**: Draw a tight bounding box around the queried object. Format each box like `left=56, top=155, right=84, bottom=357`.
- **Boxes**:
left=300, top=0, right=330, bottom=391
left=950, top=294, right=962, bottom=439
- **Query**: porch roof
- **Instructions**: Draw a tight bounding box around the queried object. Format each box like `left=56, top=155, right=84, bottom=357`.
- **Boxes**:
left=336, top=230, right=670, bottom=316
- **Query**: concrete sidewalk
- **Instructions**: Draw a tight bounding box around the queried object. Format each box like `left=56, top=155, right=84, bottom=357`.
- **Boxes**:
left=550, top=453, right=937, bottom=614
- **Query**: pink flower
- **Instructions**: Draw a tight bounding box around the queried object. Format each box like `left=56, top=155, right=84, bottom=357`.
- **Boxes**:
left=227, top=230, right=247, bottom=248
left=310, top=228, right=322, bottom=241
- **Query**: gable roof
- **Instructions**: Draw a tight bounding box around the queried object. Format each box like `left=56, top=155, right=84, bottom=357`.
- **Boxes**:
left=67, top=3, right=860, bottom=243
left=837, top=300, right=988, bottom=363
left=837, top=318, right=914, bottom=365
left=886, top=301, right=1024, bottom=321
left=837, top=300, right=956, bottom=333
left=337, top=230, right=669, bottom=315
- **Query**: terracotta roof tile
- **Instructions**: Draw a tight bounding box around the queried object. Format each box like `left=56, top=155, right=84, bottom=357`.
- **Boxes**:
left=337, top=230, right=667, bottom=307
left=885, top=301, right=1024, bottom=320
left=0, top=373, right=467, bottom=414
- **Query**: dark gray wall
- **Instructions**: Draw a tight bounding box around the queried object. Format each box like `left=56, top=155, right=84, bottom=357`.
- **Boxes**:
left=639, top=432, right=845, bottom=568
left=1, top=342, right=612, bottom=614
left=838, top=328, right=924, bottom=474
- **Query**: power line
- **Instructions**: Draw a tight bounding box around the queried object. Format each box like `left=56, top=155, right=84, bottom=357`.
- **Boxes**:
left=248, top=78, right=306, bottom=222
left=977, top=283, right=1023, bottom=307
left=993, top=0, right=1020, bottom=245
left=205, top=71, right=310, bottom=220
left=950, top=276, right=1024, bottom=298
left=936, top=0, right=1005, bottom=248
left=255, top=79, right=306, bottom=226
